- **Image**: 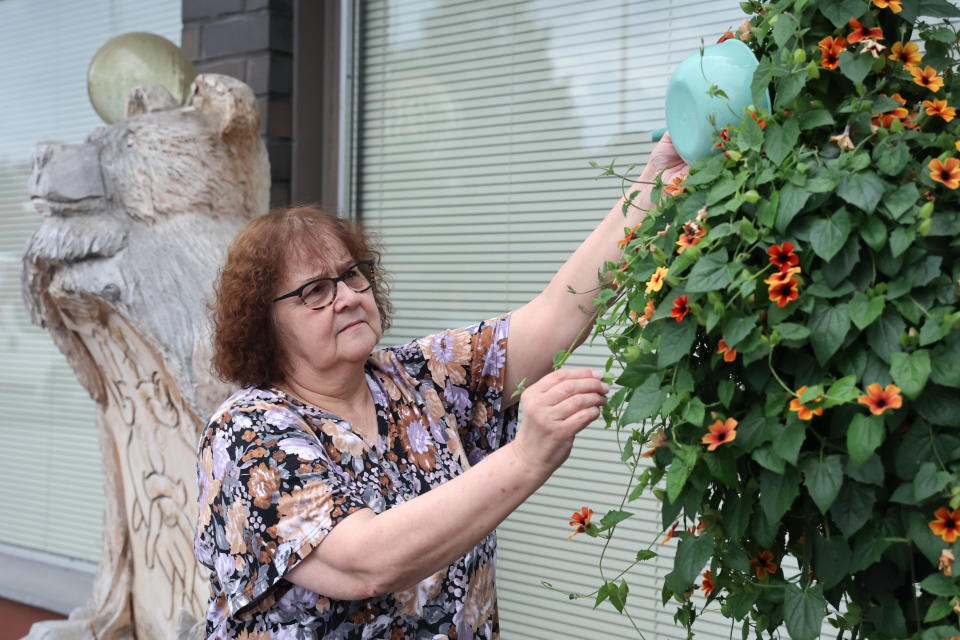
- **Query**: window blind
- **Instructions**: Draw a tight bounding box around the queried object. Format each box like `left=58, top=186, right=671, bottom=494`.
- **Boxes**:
left=358, top=1, right=748, bottom=637
left=0, top=0, right=182, bottom=564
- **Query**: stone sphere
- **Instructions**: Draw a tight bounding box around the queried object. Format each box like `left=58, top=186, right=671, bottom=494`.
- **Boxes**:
left=87, top=32, right=196, bottom=125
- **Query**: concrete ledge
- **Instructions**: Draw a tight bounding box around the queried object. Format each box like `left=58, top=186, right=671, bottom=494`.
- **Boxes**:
left=0, top=544, right=96, bottom=615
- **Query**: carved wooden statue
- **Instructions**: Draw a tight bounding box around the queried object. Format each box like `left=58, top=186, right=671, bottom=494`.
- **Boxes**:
left=21, top=74, right=270, bottom=639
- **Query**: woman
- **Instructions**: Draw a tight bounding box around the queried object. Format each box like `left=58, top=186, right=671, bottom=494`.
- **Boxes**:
left=195, top=135, right=687, bottom=639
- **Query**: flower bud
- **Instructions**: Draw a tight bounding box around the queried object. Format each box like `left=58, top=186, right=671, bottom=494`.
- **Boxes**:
left=919, top=201, right=934, bottom=220
left=919, top=217, right=933, bottom=235
left=724, top=149, right=742, bottom=161
left=743, top=189, right=761, bottom=203
left=793, top=48, right=806, bottom=64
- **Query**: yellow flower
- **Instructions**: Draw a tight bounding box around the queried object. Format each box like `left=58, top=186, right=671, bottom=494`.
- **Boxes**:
left=889, top=41, right=921, bottom=67
left=910, top=65, right=944, bottom=92
left=924, top=98, right=957, bottom=123
left=873, top=0, right=903, bottom=13
left=645, top=266, right=668, bottom=294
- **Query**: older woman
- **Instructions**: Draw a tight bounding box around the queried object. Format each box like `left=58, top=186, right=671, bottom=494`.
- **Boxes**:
left=195, top=136, right=686, bottom=639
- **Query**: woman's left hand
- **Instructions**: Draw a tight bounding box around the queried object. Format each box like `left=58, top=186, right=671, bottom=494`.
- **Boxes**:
left=641, top=131, right=689, bottom=186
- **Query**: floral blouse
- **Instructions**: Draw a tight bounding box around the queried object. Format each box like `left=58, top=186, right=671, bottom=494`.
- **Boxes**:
left=194, top=314, right=518, bottom=639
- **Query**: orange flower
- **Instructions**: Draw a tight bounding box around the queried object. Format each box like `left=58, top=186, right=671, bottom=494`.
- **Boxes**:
left=702, top=417, right=738, bottom=451
left=618, top=223, right=641, bottom=248
left=889, top=41, right=921, bottom=67
left=873, top=0, right=903, bottom=13
left=664, top=176, right=687, bottom=196
left=717, top=338, right=737, bottom=363
left=750, top=111, right=766, bottom=129
left=670, top=294, right=690, bottom=322
left=818, top=35, right=847, bottom=70
left=641, top=428, right=666, bottom=458
left=789, top=385, right=824, bottom=421
left=676, top=221, right=706, bottom=254
left=764, top=267, right=801, bottom=308
left=701, top=570, right=715, bottom=597
left=872, top=93, right=910, bottom=128
left=911, top=65, right=944, bottom=92
left=924, top=98, right=957, bottom=123
left=646, top=266, right=668, bottom=294
left=567, top=506, right=594, bottom=540
left=929, top=157, right=960, bottom=189
left=847, top=18, right=884, bottom=44
left=750, top=550, right=778, bottom=579
left=660, top=521, right=679, bottom=546
left=930, top=507, right=960, bottom=543
left=857, top=383, right=903, bottom=415
left=767, top=241, right=799, bottom=272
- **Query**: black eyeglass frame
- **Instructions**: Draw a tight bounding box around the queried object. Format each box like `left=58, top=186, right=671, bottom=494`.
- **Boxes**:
left=272, top=260, right=376, bottom=310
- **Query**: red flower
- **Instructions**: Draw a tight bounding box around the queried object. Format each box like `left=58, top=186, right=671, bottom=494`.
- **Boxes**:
left=717, top=30, right=735, bottom=44
left=847, top=18, right=883, bottom=44
left=750, top=550, right=778, bottom=579
left=930, top=507, right=960, bottom=543
left=750, top=111, right=766, bottom=129
left=660, top=521, right=679, bottom=546
left=767, top=241, right=799, bottom=272
left=701, top=570, right=715, bottom=597
left=670, top=295, right=690, bottom=322
left=765, top=267, right=801, bottom=308
left=789, top=385, right=824, bottom=421
left=715, top=127, right=731, bottom=148
left=701, top=417, right=738, bottom=451
left=567, top=506, right=594, bottom=540
left=618, top=223, right=641, bottom=248
left=717, top=338, right=737, bottom=363
left=857, top=383, right=903, bottom=415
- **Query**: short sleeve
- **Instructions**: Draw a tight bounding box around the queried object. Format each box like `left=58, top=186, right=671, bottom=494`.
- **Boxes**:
left=413, top=313, right=518, bottom=464
left=194, top=393, right=371, bottom=617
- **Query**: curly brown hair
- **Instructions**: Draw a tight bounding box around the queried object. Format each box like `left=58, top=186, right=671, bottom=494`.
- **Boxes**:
left=210, top=206, right=393, bottom=388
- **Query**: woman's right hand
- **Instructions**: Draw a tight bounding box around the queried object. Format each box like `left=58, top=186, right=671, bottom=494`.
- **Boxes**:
left=511, top=368, right=609, bottom=475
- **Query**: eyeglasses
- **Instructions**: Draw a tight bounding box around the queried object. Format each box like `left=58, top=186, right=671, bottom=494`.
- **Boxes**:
left=273, top=261, right=375, bottom=310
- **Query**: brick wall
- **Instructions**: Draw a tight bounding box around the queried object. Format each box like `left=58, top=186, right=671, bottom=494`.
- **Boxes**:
left=182, top=0, right=294, bottom=208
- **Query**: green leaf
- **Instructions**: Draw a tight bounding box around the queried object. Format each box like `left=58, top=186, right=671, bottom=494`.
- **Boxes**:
left=838, top=50, right=872, bottom=85
left=599, top=510, right=634, bottom=530
left=820, top=0, right=867, bottom=26
left=847, top=414, right=885, bottom=467
left=686, top=250, right=735, bottom=293
left=808, top=303, right=851, bottom=365
left=914, top=461, right=953, bottom=502
left=802, top=455, right=844, bottom=514
left=810, top=208, right=853, bottom=261
left=776, top=183, right=812, bottom=231
left=890, top=349, right=931, bottom=399
left=830, top=482, right=876, bottom=538
left=724, top=585, right=760, bottom=620
left=752, top=444, right=786, bottom=473
left=859, top=214, right=888, bottom=252
left=917, top=384, right=960, bottom=426
left=751, top=56, right=774, bottom=110
left=884, top=183, right=921, bottom=220
left=666, top=447, right=697, bottom=503
left=704, top=449, right=739, bottom=489
left=777, top=322, right=810, bottom=340
left=718, top=379, right=735, bottom=408
left=721, top=313, right=756, bottom=349
left=889, top=227, right=914, bottom=259
left=722, top=489, right=754, bottom=541
left=763, top=118, right=800, bottom=166
left=845, top=455, right=884, bottom=486
left=875, top=139, right=910, bottom=176
left=665, top=530, right=715, bottom=593
left=867, top=310, right=906, bottom=363
left=759, top=466, right=801, bottom=524
left=771, top=11, right=797, bottom=47
left=773, top=420, right=806, bottom=465
left=798, top=109, right=834, bottom=130
left=837, top=171, right=886, bottom=213
left=907, top=510, right=944, bottom=564
left=848, top=292, right=885, bottom=330
left=824, top=375, right=861, bottom=408
left=622, top=374, right=663, bottom=424
left=919, top=0, right=960, bottom=17
left=920, top=573, right=959, bottom=598
left=681, top=397, right=706, bottom=427
left=850, top=530, right=890, bottom=573
left=783, top=584, right=827, bottom=640
left=932, top=335, right=960, bottom=388
left=739, top=110, right=764, bottom=151
left=924, top=598, right=953, bottom=623
left=707, top=176, right=739, bottom=206
left=775, top=72, right=806, bottom=109
left=657, top=319, right=697, bottom=368
left=814, top=535, right=851, bottom=588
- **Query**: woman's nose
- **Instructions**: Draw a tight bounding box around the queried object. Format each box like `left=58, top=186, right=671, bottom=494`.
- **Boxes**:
left=332, top=279, right=362, bottom=310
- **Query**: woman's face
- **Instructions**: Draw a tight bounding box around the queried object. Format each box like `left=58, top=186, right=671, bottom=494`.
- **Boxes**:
left=271, top=245, right=383, bottom=381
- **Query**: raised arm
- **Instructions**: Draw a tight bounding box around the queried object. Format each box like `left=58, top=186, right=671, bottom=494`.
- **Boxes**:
left=285, top=368, right=607, bottom=599
left=503, top=134, right=689, bottom=403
